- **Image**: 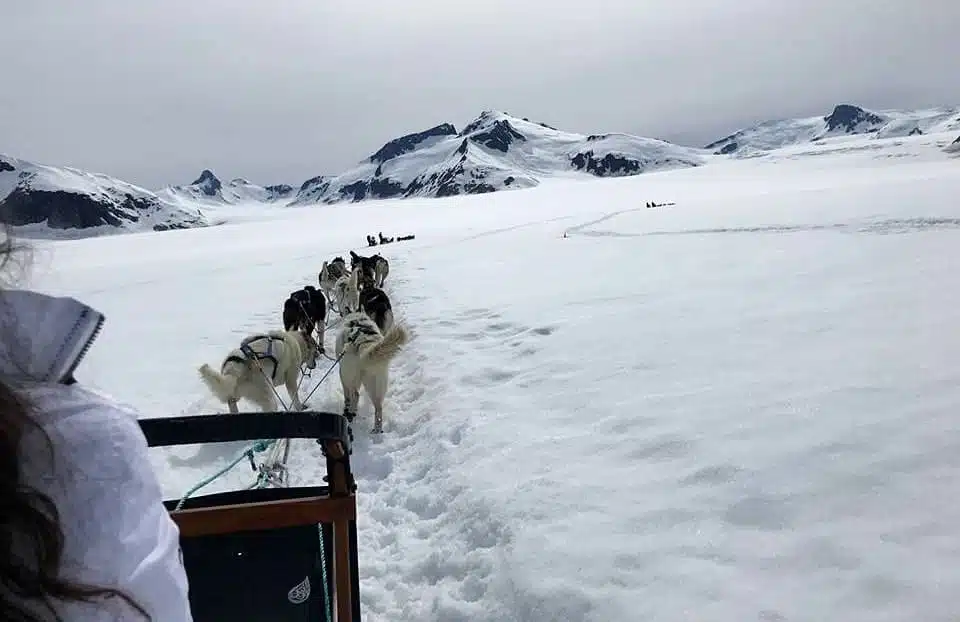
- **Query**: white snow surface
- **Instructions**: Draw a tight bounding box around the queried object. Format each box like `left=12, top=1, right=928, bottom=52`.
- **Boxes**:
left=22, top=129, right=960, bottom=621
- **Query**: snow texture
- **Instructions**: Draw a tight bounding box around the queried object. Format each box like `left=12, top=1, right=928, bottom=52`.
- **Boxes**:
left=24, top=126, right=960, bottom=621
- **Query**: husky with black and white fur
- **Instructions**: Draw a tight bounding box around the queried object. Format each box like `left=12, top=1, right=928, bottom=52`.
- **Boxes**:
left=198, top=329, right=319, bottom=414
left=358, top=286, right=393, bottom=334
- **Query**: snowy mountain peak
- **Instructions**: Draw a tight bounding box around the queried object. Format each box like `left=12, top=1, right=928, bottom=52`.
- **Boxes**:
left=158, top=169, right=293, bottom=206
left=458, top=110, right=549, bottom=139
left=459, top=110, right=501, bottom=136
left=190, top=169, right=222, bottom=197
left=823, top=104, right=886, bottom=134
left=290, top=111, right=707, bottom=206
left=704, top=104, right=960, bottom=155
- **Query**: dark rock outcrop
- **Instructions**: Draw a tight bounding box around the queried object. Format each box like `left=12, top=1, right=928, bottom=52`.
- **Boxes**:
left=335, top=177, right=406, bottom=202
left=265, top=184, right=294, bottom=200
left=823, top=104, right=885, bottom=133
left=368, top=124, right=457, bottom=164
left=0, top=187, right=150, bottom=229
left=191, top=169, right=222, bottom=196
left=570, top=151, right=642, bottom=176
left=469, top=119, right=526, bottom=153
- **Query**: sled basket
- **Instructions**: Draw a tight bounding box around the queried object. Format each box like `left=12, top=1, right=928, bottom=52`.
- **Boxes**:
left=139, top=411, right=361, bottom=622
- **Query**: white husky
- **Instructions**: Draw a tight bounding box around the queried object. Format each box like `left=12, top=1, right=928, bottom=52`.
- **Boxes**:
left=373, top=255, right=389, bottom=288
left=334, top=269, right=360, bottom=317
left=319, top=258, right=348, bottom=308
left=335, top=312, right=409, bottom=433
left=198, top=329, right=319, bottom=413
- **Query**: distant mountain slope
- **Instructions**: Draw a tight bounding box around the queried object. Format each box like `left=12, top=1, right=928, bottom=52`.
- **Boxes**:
left=291, top=111, right=708, bottom=205
left=6, top=102, right=958, bottom=240
left=0, top=154, right=206, bottom=237
left=704, top=104, right=960, bottom=156
left=158, top=169, right=294, bottom=205
left=945, top=134, right=960, bottom=154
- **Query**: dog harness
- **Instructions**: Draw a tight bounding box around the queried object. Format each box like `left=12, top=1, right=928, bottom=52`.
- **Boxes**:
left=225, top=334, right=284, bottom=383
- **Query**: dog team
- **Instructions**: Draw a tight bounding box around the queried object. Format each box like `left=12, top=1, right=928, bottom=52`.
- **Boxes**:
left=198, top=250, right=409, bottom=434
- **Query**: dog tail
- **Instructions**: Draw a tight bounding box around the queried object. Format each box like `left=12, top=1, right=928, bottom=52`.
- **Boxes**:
left=198, top=363, right=239, bottom=403
left=359, top=324, right=409, bottom=364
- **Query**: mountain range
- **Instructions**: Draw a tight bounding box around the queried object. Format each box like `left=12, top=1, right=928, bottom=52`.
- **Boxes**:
left=2, top=104, right=959, bottom=238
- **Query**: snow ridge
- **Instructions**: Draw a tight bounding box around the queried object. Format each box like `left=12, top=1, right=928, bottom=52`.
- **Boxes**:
left=158, top=169, right=295, bottom=206
left=0, top=153, right=206, bottom=238
left=704, top=103, right=960, bottom=156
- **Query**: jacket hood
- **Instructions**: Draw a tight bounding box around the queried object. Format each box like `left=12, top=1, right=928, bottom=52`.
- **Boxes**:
left=0, top=290, right=105, bottom=384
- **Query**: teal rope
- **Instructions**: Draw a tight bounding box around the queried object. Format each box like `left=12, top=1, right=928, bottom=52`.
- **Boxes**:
left=174, top=439, right=276, bottom=511
left=319, top=525, right=332, bottom=622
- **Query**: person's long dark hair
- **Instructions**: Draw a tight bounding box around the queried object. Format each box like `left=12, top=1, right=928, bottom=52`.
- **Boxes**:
left=0, top=233, right=150, bottom=621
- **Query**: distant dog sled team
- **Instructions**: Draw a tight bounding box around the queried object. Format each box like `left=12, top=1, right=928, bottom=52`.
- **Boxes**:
left=366, top=231, right=416, bottom=246
left=198, top=246, right=409, bottom=434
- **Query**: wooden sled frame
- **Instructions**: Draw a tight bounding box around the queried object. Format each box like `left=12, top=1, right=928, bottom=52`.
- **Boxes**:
left=139, top=411, right=361, bottom=622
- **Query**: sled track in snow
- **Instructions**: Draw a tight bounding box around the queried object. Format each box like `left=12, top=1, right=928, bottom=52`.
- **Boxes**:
left=563, top=209, right=960, bottom=240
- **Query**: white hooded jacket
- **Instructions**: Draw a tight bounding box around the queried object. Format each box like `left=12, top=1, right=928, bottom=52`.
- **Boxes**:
left=4, top=290, right=193, bottom=621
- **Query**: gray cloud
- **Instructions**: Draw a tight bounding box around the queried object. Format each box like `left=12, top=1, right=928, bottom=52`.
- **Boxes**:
left=2, top=0, right=958, bottom=189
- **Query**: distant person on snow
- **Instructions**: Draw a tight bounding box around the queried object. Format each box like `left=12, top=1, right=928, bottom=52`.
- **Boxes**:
left=0, top=233, right=192, bottom=621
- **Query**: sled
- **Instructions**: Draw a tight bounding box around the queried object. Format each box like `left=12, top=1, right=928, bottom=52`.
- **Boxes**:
left=396, top=234, right=415, bottom=242
left=139, top=411, right=361, bottom=622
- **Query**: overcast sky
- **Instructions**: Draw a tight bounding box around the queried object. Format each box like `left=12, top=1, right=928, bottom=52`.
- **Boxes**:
left=2, top=0, right=959, bottom=189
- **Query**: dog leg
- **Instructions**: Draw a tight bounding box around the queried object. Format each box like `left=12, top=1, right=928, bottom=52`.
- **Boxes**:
left=339, top=373, right=359, bottom=422
left=227, top=398, right=239, bottom=414
left=316, top=323, right=326, bottom=355
left=364, top=369, right=389, bottom=434
left=342, top=385, right=359, bottom=421
left=285, top=370, right=305, bottom=411
left=250, top=380, right=277, bottom=413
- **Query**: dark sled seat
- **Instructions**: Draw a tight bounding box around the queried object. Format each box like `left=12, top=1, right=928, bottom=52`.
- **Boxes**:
left=139, top=411, right=361, bottom=622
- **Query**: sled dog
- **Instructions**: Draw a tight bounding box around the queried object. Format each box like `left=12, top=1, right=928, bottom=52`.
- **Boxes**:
left=283, top=285, right=327, bottom=350
left=198, top=329, right=319, bottom=414
left=349, top=251, right=377, bottom=290
left=358, top=286, right=394, bottom=334
left=319, top=257, right=347, bottom=304
left=334, top=268, right=360, bottom=317
left=335, top=312, right=409, bottom=433
left=372, top=254, right=389, bottom=287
